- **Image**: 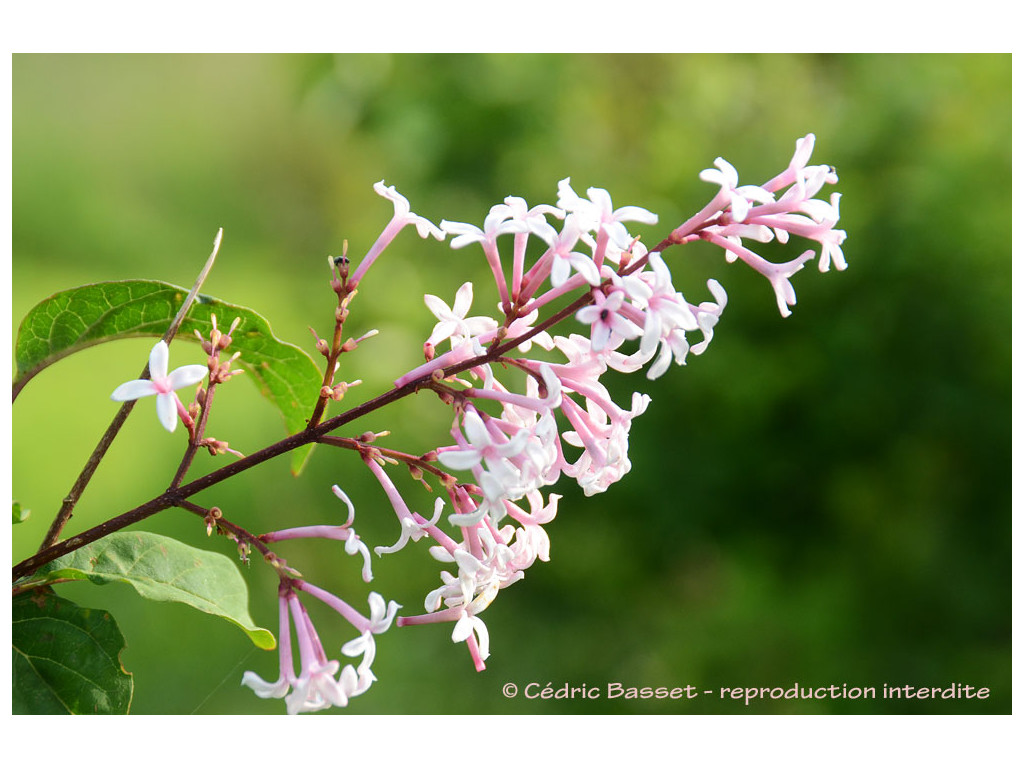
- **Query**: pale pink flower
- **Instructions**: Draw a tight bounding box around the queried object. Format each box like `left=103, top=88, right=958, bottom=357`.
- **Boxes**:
left=440, top=204, right=529, bottom=249
left=699, top=158, right=774, bottom=223
left=110, top=340, right=207, bottom=432
left=261, top=485, right=374, bottom=582
left=439, top=407, right=531, bottom=474
left=536, top=213, right=601, bottom=288
left=561, top=391, right=650, bottom=496
left=502, top=195, right=565, bottom=234
left=633, top=253, right=699, bottom=358
left=438, top=406, right=542, bottom=516
left=374, top=180, right=445, bottom=240
left=423, top=282, right=499, bottom=350
left=241, top=593, right=295, bottom=701
left=575, top=289, right=642, bottom=352
left=688, top=279, right=728, bottom=357
left=501, top=491, right=560, bottom=569
left=374, top=497, right=444, bottom=556
left=556, top=178, right=659, bottom=248
left=348, top=181, right=445, bottom=288
left=242, top=591, right=357, bottom=715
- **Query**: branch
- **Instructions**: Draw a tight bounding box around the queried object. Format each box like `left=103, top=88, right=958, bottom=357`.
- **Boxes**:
left=14, top=246, right=671, bottom=581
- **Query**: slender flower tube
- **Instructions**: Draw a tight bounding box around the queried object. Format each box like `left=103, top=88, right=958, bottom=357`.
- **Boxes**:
left=348, top=181, right=445, bottom=288
left=441, top=204, right=529, bottom=310
left=241, top=592, right=295, bottom=700
left=261, top=485, right=374, bottom=582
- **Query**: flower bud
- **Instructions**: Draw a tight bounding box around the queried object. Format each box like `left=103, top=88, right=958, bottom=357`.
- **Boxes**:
left=194, top=329, right=215, bottom=355
left=204, top=506, right=222, bottom=536
left=331, top=379, right=361, bottom=400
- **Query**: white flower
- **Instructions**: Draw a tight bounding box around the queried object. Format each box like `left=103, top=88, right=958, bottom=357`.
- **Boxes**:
left=439, top=408, right=531, bottom=474
left=452, top=613, right=490, bottom=662
left=374, top=181, right=445, bottom=240
left=644, top=328, right=690, bottom=380
left=502, top=308, right=555, bottom=352
left=575, top=289, right=642, bottom=352
left=440, top=203, right=529, bottom=248
left=634, top=253, right=699, bottom=358
left=699, top=157, right=774, bottom=223
left=423, top=282, right=499, bottom=349
left=690, top=279, right=728, bottom=355
left=285, top=659, right=347, bottom=714
left=766, top=250, right=816, bottom=318
left=366, top=591, right=402, bottom=634
left=241, top=669, right=291, bottom=700
left=502, top=195, right=565, bottom=235
left=374, top=497, right=444, bottom=556
left=557, top=178, right=658, bottom=248
left=110, top=340, right=207, bottom=432
left=537, top=214, right=601, bottom=288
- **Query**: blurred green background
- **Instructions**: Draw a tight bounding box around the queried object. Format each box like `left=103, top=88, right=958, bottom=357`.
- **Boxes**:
left=12, top=54, right=1010, bottom=714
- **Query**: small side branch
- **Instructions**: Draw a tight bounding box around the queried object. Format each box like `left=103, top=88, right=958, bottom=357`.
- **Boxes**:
left=36, top=230, right=223, bottom=552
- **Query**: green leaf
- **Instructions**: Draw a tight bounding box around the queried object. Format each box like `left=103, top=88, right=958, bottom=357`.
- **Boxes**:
left=12, top=280, right=322, bottom=473
left=12, top=590, right=133, bottom=714
left=13, top=500, right=30, bottom=524
left=25, top=531, right=276, bottom=651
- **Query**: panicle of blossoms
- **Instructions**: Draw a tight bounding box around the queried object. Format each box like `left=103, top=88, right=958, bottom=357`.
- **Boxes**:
left=241, top=486, right=401, bottom=713
left=233, top=134, right=845, bottom=708
left=673, top=133, right=847, bottom=316
left=374, top=139, right=845, bottom=676
left=241, top=584, right=399, bottom=714
left=394, top=488, right=562, bottom=671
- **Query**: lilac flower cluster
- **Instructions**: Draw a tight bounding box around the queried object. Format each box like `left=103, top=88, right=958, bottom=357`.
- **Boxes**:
left=240, top=487, right=400, bottom=714
left=275, top=133, right=842, bottom=698
left=111, top=134, right=843, bottom=713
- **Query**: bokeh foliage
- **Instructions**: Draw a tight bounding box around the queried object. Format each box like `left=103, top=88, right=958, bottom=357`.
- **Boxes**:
left=12, top=53, right=1010, bottom=714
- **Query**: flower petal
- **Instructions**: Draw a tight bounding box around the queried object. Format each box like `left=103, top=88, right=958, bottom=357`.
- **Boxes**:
left=241, top=671, right=290, bottom=699
left=166, top=364, right=208, bottom=389
left=155, top=392, right=178, bottom=432
left=437, top=448, right=483, bottom=471
left=148, top=340, right=170, bottom=379
left=110, top=379, right=158, bottom=401
left=613, top=205, right=659, bottom=225
left=451, top=282, right=474, bottom=318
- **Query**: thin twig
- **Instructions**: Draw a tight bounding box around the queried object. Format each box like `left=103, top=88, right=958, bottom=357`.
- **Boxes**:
left=175, top=499, right=273, bottom=562
left=168, top=380, right=217, bottom=490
